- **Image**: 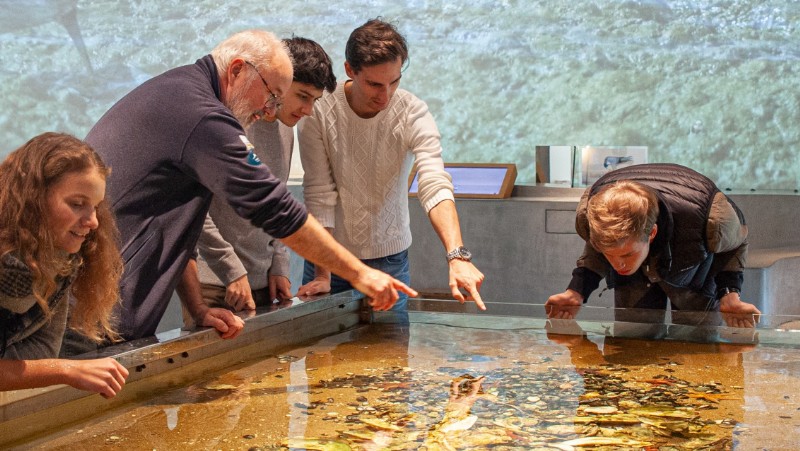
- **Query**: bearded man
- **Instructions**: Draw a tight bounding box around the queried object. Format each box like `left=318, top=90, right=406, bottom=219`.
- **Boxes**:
left=81, top=30, right=415, bottom=344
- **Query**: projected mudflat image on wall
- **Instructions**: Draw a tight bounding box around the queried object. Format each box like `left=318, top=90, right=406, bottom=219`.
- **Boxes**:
left=1, top=0, right=797, bottom=189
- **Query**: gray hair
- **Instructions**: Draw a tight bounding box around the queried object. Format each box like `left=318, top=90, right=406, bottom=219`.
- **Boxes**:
left=211, top=29, right=293, bottom=76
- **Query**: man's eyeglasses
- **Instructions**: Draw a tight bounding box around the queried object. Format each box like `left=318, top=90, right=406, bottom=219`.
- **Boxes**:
left=245, top=60, right=282, bottom=114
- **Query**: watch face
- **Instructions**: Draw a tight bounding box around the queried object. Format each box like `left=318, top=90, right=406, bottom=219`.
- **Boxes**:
left=447, top=246, right=472, bottom=261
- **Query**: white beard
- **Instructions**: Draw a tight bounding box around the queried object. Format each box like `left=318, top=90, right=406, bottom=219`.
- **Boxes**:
left=226, top=77, right=259, bottom=128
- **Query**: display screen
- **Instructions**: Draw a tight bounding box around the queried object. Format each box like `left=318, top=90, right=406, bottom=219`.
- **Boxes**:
left=409, top=166, right=512, bottom=196
left=1, top=1, right=797, bottom=189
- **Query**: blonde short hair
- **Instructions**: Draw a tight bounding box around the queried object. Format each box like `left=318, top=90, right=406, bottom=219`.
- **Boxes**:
left=587, top=180, right=658, bottom=251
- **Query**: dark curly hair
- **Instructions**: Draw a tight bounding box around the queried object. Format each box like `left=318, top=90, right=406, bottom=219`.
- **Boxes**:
left=284, top=37, right=337, bottom=93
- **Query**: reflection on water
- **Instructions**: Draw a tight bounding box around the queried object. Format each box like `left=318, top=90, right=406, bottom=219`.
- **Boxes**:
left=25, top=320, right=800, bottom=450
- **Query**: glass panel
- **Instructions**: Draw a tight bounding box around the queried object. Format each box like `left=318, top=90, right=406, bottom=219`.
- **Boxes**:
left=18, top=299, right=800, bottom=450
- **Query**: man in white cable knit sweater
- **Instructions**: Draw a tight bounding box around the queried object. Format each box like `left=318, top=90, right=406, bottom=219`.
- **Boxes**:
left=297, top=19, right=486, bottom=311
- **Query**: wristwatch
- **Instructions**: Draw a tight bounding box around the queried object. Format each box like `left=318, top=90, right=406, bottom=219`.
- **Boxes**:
left=446, top=246, right=472, bottom=262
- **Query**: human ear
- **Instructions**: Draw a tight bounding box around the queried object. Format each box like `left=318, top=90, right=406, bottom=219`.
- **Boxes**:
left=230, top=59, right=246, bottom=78
left=648, top=224, right=658, bottom=242
left=344, top=61, right=356, bottom=79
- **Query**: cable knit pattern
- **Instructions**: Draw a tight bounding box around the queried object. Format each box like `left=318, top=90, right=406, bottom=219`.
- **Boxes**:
left=299, top=83, right=454, bottom=259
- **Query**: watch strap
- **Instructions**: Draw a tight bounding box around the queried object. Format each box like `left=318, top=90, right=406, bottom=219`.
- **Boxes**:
left=446, top=246, right=472, bottom=262
left=717, top=286, right=740, bottom=299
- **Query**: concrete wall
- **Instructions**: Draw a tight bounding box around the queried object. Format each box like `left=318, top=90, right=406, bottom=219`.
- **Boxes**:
left=731, top=194, right=800, bottom=316
left=407, top=186, right=603, bottom=306
left=407, top=187, right=800, bottom=313
left=157, top=186, right=800, bottom=332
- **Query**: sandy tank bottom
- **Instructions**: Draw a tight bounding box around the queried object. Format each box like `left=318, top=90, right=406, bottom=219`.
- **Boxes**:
left=20, top=322, right=800, bottom=450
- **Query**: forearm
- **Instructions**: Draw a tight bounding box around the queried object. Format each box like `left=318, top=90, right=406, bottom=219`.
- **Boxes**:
left=428, top=200, right=464, bottom=251
left=176, top=259, right=209, bottom=322
left=314, top=255, right=332, bottom=280
left=566, top=267, right=604, bottom=302
left=567, top=241, right=608, bottom=301
left=281, top=215, right=360, bottom=282
left=0, top=358, right=71, bottom=391
left=710, top=245, right=746, bottom=291
left=1, top=356, right=129, bottom=397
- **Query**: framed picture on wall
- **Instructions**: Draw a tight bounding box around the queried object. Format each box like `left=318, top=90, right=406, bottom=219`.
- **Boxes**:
left=574, top=146, right=648, bottom=187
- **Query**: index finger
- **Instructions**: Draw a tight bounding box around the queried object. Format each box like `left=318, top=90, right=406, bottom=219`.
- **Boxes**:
left=467, top=285, right=486, bottom=311
left=393, top=280, right=418, bottom=298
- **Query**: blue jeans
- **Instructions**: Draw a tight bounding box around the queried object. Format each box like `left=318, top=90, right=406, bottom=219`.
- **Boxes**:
left=302, top=249, right=410, bottom=312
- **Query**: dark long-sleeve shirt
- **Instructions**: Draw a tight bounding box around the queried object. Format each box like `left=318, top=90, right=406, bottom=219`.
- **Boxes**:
left=567, top=164, right=747, bottom=303
left=87, top=55, right=307, bottom=339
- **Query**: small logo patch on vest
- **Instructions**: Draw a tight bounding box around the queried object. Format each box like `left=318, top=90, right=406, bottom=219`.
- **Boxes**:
left=239, top=135, right=261, bottom=166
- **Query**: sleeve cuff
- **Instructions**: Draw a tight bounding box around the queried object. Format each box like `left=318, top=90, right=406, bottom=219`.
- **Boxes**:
left=567, top=267, right=603, bottom=302
left=210, top=254, right=248, bottom=285
left=714, top=271, right=744, bottom=292
left=270, top=243, right=291, bottom=278
left=421, top=188, right=455, bottom=214
left=308, top=208, right=335, bottom=229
